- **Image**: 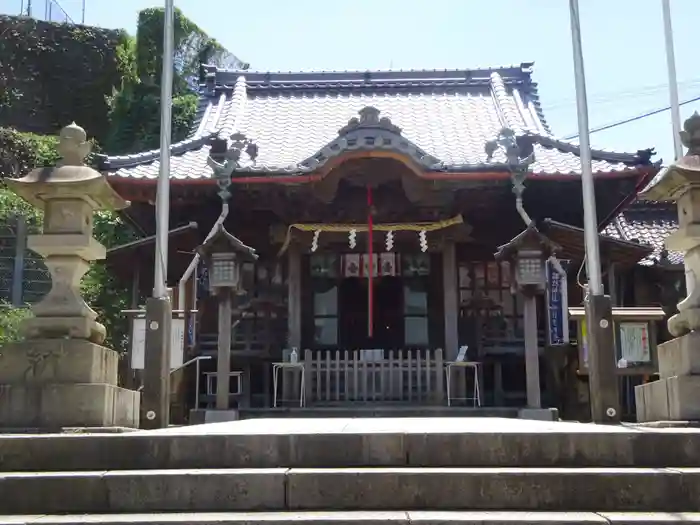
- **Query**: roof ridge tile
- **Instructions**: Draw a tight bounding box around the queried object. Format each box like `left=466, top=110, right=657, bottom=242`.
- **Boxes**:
left=489, top=72, right=524, bottom=133
left=102, top=63, right=658, bottom=180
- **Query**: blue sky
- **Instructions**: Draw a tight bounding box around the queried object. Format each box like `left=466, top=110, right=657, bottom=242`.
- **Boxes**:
left=15, top=0, right=700, bottom=164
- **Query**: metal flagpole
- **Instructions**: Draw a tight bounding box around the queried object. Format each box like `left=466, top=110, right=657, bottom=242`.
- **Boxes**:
left=142, top=0, right=175, bottom=430
left=569, top=0, right=620, bottom=423
left=662, top=0, right=684, bottom=161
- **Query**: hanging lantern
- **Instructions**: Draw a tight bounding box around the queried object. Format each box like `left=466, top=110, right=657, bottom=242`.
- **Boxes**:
left=349, top=228, right=357, bottom=249
left=419, top=230, right=428, bottom=252
left=385, top=230, right=394, bottom=251
left=311, top=230, right=320, bottom=252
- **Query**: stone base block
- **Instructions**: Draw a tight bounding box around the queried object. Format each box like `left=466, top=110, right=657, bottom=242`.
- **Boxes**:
left=518, top=408, right=559, bottom=421
left=0, top=339, right=118, bottom=384
left=0, top=383, right=140, bottom=429
left=22, top=316, right=106, bottom=344
left=658, top=331, right=700, bottom=379
left=636, top=375, right=700, bottom=422
left=635, top=378, right=669, bottom=422
left=667, top=374, right=700, bottom=420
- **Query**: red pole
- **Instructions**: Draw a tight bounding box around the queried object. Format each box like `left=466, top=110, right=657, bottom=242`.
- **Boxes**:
left=367, top=185, right=374, bottom=339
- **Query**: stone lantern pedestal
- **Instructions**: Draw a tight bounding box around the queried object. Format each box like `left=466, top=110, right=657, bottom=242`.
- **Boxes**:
left=0, top=123, right=139, bottom=429
left=635, top=113, right=700, bottom=422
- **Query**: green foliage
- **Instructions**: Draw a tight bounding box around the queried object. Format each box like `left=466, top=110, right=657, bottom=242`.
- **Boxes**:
left=0, top=128, right=57, bottom=228
left=83, top=211, right=138, bottom=353
left=0, top=16, right=131, bottom=143
left=135, top=7, right=229, bottom=90
left=0, top=128, right=59, bottom=179
left=0, top=8, right=247, bottom=351
left=106, top=82, right=198, bottom=155
left=105, top=7, right=228, bottom=154
left=0, top=303, right=31, bottom=345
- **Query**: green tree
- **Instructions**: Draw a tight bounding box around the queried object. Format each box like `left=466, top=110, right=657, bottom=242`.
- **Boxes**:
left=106, top=7, right=235, bottom=154
left=0, top=303, right=30, bottom=345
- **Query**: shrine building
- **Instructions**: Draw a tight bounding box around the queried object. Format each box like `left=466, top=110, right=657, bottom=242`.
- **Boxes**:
left=100, top=63, right=680, bottom=421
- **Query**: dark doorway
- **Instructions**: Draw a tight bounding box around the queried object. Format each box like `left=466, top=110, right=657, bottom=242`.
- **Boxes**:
left=339, top=277, right=403, bottom=349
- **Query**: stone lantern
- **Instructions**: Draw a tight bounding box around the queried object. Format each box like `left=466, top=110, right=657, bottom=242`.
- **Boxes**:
left=495, top=224, right=560, bottom=409
left=0, top=122, right=140, bottom=429
left=635, top=112, right=700, bottom=422
left=197, top=224, right=258, bottom=410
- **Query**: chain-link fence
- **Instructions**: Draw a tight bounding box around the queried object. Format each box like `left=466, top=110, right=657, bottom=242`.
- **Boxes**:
left=0, top=222, right=15, bottom=303
left=4, top=0, right=84, bottom=24
left=0, top=216, right=51, bottom=307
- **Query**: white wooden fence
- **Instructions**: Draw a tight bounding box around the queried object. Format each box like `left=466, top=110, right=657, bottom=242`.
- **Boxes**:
left=281, top=348, right=444, bottom=405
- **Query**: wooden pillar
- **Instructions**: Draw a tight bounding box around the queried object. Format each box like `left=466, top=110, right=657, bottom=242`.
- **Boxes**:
left=523, top=293, right=541, bottom=408
left=284, top=244, right=302, bottom=406
left=608, top=263, right=618, bottom=306
left=216, top=292, right=232, bottom=410
left=493, top=361, right=504, bottom=406
left=442, top=240, right=459, bottom=360
left=288, top=243, right=302, bottom=349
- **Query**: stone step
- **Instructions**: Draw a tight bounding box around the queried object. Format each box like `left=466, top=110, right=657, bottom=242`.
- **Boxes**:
left=2, top=512, right=700, bottom=525
left=2, top=418, right=700, bottom=471
left=1, top=468, right=700, bottom=514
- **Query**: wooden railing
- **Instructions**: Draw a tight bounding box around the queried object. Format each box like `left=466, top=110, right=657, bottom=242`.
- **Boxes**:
left=297, top=348, right=444, bottom=405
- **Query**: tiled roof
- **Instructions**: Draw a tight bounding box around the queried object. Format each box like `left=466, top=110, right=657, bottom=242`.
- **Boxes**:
left=100, top=63, right=656, bottom=180
left=601, top=201, right=682, bottom=266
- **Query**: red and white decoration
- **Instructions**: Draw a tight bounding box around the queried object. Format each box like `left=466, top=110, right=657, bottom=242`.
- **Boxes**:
left=380, top=252, right=398, bottom=276
left=418, top=230, right=428, bottom=252
left=385, top=230, right=394, bottom=251
left=343, top=253, right=361, bottom=277
left=342, top=253, right=398, bottom=278
left=348, top=229, right=357, bottom=249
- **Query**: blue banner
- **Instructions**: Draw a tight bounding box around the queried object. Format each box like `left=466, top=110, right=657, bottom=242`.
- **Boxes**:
left=546, top=259, right=570, bottom=346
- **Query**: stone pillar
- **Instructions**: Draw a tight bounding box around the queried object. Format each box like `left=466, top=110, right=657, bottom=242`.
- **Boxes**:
left=635, top=113, right=700, bottom=422
left=0, top=123, right=140, bottom=429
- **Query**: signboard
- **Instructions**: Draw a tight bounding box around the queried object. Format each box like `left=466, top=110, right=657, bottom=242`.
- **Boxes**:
left=619, top=322, right=651, bottom=363
left=130, top=317, right=185, bottom=370
left=546, top=260, right=569, bottom=346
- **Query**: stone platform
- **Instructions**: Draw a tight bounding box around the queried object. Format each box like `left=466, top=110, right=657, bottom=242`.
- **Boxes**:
left=3, top=417, right=700, bottom=471
left=3, top=418, right=700, bottom=518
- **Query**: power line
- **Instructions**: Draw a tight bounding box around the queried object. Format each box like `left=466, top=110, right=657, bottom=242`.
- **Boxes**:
left=543, top=78, right=700, bottom=111
left=561, top=93, right=700, bottom=140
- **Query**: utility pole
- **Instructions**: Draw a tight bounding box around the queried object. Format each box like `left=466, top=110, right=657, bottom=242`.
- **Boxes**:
left=569, top=0, right=620, bottom=423
left=661, top=0, right=692, bottom=303
left=142, top=0, right=175, bottom=430
left=662, top=0, right=683, bottom=161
